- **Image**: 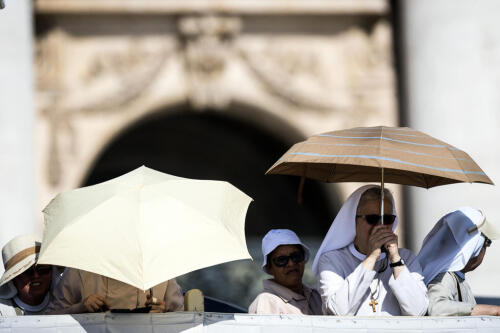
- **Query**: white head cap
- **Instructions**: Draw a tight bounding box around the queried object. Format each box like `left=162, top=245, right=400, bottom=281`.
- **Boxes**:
left=261, top=229, right=310, bottom=274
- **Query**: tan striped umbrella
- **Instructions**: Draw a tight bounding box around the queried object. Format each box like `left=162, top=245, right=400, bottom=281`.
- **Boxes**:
left=267, top=126, right=493, bottom=189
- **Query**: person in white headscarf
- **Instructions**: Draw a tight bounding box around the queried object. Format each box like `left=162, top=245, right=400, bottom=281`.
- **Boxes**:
left=312, top=185, right=428, bottom=316
left=0, top=234, right=62, bottom=316
left=248, top=229, right=323, bottom=315
left=417, top=207, right=500, bottom=316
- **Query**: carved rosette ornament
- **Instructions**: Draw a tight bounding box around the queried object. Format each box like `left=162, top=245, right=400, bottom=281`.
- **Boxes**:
left=178, top=15, right=241, bottom=110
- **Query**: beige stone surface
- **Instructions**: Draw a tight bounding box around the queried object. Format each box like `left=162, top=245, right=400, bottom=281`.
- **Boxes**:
left=34, top=0, right=398, bottom=230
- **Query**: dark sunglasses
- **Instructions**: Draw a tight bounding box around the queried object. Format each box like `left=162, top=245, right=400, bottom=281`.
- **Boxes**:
left=356, top=214, right=396, bottom=225
left=272, top=251, right=305, bottom=267
left=23, top=265, right=52, bottom=278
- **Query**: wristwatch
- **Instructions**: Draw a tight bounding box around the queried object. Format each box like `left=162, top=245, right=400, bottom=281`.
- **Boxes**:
left=389, top=258, right=405, bottom=268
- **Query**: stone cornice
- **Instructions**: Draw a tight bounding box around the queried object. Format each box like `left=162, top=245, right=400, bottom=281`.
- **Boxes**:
left=35, top=0, right=388, bottom=15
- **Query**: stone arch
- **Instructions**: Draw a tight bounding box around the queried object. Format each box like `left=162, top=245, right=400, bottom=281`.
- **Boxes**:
left=80, top=102, right=342, bottom=306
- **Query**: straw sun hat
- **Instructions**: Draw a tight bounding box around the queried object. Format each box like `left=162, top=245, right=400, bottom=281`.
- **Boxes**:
left=0, top=234, right=41, bottom=298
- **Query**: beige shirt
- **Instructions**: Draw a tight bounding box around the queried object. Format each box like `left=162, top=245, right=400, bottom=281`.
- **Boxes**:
left=248, top=279, right=323, bottom=315
left=47, top=268, right=184, bottom=314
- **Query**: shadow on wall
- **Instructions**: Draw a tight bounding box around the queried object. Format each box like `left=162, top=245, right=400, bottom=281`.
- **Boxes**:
left=82, top=109, right=341, bottom=308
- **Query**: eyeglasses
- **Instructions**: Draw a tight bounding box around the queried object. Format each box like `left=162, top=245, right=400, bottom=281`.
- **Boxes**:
left=22, top=265, right=52, bottom=278
left=271, top=251, right=305, bottom=267
left=356, top=214, right=396, bottom=225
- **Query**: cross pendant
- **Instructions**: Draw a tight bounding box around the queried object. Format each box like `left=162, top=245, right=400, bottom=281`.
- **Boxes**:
left=369, top=298, right=378, bottom=312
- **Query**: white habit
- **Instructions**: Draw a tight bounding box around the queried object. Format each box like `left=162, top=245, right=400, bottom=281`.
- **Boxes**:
left=318, top=244, right=428, bottom=316
left=313, top=185, right=428, bottom=316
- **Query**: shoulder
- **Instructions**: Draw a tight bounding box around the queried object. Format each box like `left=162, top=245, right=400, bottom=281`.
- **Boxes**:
left=318, top=247, right=350, bottom=266
left=0, top=298, right=17, bottom=316
left=248, top=292, right=285, bottom=314
left=166, top=278, right=182, bottom=292
left=317, top=247, right=352, bottom=275
left=428, top=272, right=456, bottom=288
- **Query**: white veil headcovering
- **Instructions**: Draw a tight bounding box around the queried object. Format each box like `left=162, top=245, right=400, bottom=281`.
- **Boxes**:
left=312, top=184, right=398, bottom=275
left=417, top=207, right=487, bottom=285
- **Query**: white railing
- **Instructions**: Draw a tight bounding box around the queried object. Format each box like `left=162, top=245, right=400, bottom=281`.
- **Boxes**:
left=1, top=312, right=500, bottom=332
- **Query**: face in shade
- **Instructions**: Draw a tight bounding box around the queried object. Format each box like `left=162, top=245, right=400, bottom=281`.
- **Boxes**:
left=354, top=198, right=394, bottom=255
left=266, top=245, right=305, bottom=291
left=12, top=264, right=52, bottom=306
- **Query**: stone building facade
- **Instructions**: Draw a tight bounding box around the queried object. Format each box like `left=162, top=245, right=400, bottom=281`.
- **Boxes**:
left=33, top=0, right=399, bottom=306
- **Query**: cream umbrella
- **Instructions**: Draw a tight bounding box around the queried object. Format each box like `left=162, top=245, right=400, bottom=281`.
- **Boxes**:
left=38, top=166, right=253, bottom=291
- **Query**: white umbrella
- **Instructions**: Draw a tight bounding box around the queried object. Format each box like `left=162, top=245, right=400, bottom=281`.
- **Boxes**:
left=38, top=166, right=253, bottom=290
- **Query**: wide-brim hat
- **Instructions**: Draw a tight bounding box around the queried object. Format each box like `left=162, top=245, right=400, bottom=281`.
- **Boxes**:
left=261, top=229, right=310, bottom=274
left=462, top=208, right=500, bottom=240
left=0, top=234, right=41, bottom=297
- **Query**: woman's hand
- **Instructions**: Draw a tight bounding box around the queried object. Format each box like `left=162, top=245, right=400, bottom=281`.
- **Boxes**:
left=145, top=294, right=166, bottom=313
left=81, top=294, right=109, bottom=313
left=471, top=304, right=500, bottom=316
left=367, top=225, right=398, bottom=260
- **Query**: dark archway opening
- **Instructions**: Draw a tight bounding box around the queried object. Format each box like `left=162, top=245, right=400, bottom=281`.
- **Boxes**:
left=83, top=109, right=341, bottom=307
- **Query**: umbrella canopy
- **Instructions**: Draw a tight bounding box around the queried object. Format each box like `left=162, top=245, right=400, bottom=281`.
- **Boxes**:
left=267, top=126, right=493, bottom=188
left=38, top=166, right=253, bottom=291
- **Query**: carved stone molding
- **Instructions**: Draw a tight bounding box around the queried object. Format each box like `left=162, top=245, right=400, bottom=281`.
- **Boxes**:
left=37, top=29, right=174, bottom=185
left=35, top=15, right=395, bottom=189
left=238, top=20, right=394, bottom=114
left=178, top=15, right=241, bottom=109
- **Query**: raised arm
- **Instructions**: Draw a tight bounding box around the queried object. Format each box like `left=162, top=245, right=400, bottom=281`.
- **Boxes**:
left=317, top=252, right=375, bottom=315
left=388, top=249, right=428, bottom=316
left=47, top=269, right=108, bottom=314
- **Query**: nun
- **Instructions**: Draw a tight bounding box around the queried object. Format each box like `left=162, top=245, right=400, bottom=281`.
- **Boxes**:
left=248, top=229, right=323, bottom=315
left=417, top=207, right=500, bottom=316
left=312, top=185, right=428, bottom=316
left=0, top=234, right=60, bottom=316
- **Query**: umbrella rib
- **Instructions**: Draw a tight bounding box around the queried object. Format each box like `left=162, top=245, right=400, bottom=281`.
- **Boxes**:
left=444, top=144, right=473, bottom=182
left=146, top=184, right=244, bottom=241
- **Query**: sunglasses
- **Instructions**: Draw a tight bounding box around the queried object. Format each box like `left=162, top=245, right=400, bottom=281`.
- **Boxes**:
left=356, top=214, right=396, bottom=225
left=272, top=251, right=305, bottom=267
left=22, top=265, right=52, bottom=278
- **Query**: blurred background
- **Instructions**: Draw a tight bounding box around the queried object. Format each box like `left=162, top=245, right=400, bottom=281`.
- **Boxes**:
left=1, top=0, right=500, bottom=308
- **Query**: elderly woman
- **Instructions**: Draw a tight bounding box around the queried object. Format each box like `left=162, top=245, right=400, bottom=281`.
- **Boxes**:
left=248, top=229, right=322, bottom=315
left=417, top=207, right=500, bottom=316
left=313, top=185, right=428, bottom=316
left=0, top=234, right=59, bottom=316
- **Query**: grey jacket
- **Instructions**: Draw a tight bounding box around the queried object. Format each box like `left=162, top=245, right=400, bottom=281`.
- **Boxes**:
left=427, top=272, right=476, bottom=316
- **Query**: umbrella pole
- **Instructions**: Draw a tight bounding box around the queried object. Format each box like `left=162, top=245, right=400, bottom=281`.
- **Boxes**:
left=379, top=167, right=389, bottom=264
left=381, top=168, right=384, bottom=225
